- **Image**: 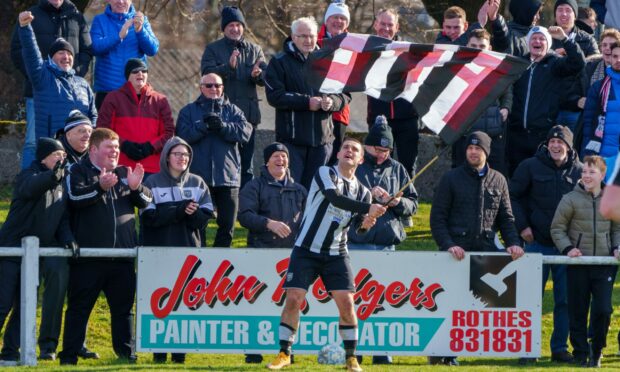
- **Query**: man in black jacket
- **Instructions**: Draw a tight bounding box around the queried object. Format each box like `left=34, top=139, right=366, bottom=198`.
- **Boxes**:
left=0, top=137, right=75, bottom=363
left=10, top=0, right=91, bottom=169
left=200, top=6, right=266, bottom=188
left=430, top=131, right=523, bottom=366
left=237, top=142, right=306, bottom=364
left=265, top=16, right=350, bottom=189
left=507, top=25, right=585, bottom=176
left=509, top=125, right=582, bottom=364
left=59, top=128, right=152, bottom=365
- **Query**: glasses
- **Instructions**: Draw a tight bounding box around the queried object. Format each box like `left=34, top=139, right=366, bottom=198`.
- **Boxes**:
left=170, top=152, right=190, bottom=159
left=130, top=69, right=148, bottom=74
left=200, top=83, right=223, bottom=88
left=373, top=146, right=390, bottom=154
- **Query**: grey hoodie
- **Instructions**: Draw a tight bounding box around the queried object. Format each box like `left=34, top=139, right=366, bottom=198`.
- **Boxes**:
left=141, top=136, right=214, bottom=247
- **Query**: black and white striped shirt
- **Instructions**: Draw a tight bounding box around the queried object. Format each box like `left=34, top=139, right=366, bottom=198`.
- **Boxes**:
left=295, top=166, right=372, bottom=255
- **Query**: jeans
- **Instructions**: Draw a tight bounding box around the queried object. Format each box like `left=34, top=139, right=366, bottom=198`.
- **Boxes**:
left=556, top=111, right=580, bottom=134
left=526, top=241, right=568, bottom=353
left=21, top=97, right=36, bottom=169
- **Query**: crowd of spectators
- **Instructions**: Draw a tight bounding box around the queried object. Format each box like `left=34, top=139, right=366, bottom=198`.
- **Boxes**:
left=2, top=0, right=620, bottom=369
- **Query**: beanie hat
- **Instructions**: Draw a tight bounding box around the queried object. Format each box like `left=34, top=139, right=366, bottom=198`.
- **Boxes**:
left=466, top=131, right=492, bottom=157
left=36, top=137, right=64, bottom=162
left=554, top=0, right=578, bottom=17
left=365, top=115, right=394, bottom=149
left=324, top=0, right=350, bottom=24
left=124, top=58, right=148, bottom=80
left=65, top=110, right=92, bottom=133
left=263, top=142, right=289, bottom=164
left=48, top=38, right=74, bottom=58
left=547, top=125, right=573, bottom=148
left=526, top=26, right=553, bottom=47
left=221, top=6, right=246, bottom=31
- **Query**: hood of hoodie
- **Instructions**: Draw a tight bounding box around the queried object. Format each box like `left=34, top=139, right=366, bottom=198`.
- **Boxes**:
left=160, top=136, right=193, bottom=183
left=510, top=0, right=542, bottom=27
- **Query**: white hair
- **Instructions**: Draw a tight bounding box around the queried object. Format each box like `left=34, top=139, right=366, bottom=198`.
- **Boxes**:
left=291, top=17, right=318, bottom=35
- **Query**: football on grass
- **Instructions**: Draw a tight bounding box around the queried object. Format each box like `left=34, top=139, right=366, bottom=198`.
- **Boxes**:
left=317, top=343, right=345, bottom=364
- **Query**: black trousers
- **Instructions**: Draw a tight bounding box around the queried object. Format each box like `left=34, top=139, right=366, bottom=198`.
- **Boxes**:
left=567, top=265, right=614, bottom=359
left=59, top=260, right=136, bottom=364
left=0, top=260, right=20, bottom=360
left=328, top=120, right=348, bottom=165
left=239, top=126, right=256, bottom=190
left=506, top=128, right=547, bottom=177
left=209, top=186, right=239, bottom=248
left=388, top=118, right=419, bottom=178
left=95, top=92, right=109, bottom=111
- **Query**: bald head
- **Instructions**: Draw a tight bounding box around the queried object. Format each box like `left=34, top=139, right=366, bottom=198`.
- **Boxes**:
left=200, top=73, right=224, bottom=99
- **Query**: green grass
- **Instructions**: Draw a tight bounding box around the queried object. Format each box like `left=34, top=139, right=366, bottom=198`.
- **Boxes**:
left=2, top=193, right=620, bottom=370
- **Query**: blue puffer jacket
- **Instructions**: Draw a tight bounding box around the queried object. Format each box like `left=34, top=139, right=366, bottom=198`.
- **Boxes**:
left=90, top=4, right=159, bottom=92
left=582, top=67, right=620, bottom=158
left=19, top=24, right=96, bottom=139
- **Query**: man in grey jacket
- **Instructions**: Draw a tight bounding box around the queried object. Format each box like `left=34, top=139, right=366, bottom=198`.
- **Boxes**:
left=201, top=6, right=266, bottom=189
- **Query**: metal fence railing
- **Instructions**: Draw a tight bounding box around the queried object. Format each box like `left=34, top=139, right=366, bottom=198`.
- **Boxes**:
left=0, top=237, right=618, bottom=366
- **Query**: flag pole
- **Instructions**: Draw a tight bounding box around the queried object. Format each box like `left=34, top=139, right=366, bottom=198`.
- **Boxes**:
left=357, top=145, right=450, bottom=234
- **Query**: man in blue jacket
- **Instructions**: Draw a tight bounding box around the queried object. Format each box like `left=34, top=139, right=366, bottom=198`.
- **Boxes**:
left=11, top=0, right=92, bottom=169
left=176, top=73, right=253, bottom=248
left=90, top=0, right=159, bottom=109
left=17, top=10, right=96, bottom=147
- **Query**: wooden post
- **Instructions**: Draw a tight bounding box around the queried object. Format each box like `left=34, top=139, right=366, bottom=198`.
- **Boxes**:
left=20, top=236, right=39, bottom=366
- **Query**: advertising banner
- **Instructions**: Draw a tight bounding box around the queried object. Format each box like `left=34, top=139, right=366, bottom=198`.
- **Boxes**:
left=137, top=249, right=542, bottom=356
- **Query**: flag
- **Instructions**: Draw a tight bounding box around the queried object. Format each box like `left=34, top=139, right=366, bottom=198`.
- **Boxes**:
left=305, top=33, right=529, bottom=145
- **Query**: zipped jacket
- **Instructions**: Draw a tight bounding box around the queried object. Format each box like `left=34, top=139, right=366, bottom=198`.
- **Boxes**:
left=67, top=157, right=152, bottom=251
left=10, top=0, right=92, bottom=97
left=265, top=38, right=350, bottom=146
left=551, top=182, right=620, bottom=256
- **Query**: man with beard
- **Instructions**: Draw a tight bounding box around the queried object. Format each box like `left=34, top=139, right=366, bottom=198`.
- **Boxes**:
left=200, top=6, right=266, bottom=188
left=430, top=131, right=523, bottom=366
left=510, top=126, right=582, bottom=365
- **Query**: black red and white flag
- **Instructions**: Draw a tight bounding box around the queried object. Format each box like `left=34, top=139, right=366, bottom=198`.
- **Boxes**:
left=305, top=33, right=529, bottom=145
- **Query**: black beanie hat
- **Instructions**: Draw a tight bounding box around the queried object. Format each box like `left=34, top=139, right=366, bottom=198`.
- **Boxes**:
left=466, top=131, right=492, bottom=157
left=65, top=110, right=92, bottom=133
left=48, top=38, right=74, bottom=58
left=263, top=142, right=289, bottom=164
left=364, top=115, right=394, bottom=149
left=124, top=58, right=148, bottom=80
left=36, top=137, right=64, bottom=162
left=554, top=0, right=578, bottom=17
left=547, top=125, right=574, bottom=148
left=221, top=6, right=246, bottom=31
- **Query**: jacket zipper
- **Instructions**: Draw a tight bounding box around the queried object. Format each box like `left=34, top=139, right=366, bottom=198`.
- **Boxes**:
left=523, top=64, right=536, bottom=129
left=592, top=196, right=597, bottom=256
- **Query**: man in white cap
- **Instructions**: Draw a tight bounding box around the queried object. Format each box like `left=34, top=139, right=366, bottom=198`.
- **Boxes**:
left=506, top=25, right=585, bottom=175
left=318, top=0, right=351, bottom=165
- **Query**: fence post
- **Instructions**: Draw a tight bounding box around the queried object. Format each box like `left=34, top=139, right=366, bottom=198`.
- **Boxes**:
left=20, top=236, right=39, bottom=366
